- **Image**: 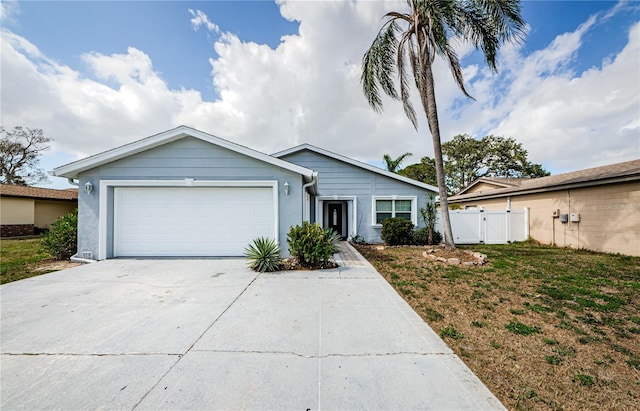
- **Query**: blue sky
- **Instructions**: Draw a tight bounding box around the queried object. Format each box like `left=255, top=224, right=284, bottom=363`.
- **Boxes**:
left=1, top=0, right=639, bottom=188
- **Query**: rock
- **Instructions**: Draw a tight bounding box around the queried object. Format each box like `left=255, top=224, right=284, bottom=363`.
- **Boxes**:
left=463, top=250, right=474, bottom=255
left=436, top=257, right=447, bottom=263
left=473, top=252, right=483, bottom=258
left=422, top=251, right=428, bottom=258
left=463, top=261, right=477, bottom=266
left=447, top=258, right=461, bottom=265
left=375, top=246, right=385, bottom=250
left=427, top=254, right=437, bottom=261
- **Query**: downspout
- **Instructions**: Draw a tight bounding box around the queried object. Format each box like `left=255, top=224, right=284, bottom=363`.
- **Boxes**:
left=301, top=172, right=318, bottom=222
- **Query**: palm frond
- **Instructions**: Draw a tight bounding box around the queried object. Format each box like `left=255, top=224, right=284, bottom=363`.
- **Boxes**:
left=397, top=35, right=418, bottom=129
left=361, top=20, right=401, bottom=112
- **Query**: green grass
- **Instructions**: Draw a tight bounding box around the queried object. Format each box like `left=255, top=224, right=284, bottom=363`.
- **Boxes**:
left=440, top=325, right=464, bottom=340
left=356, top=241, right=640, bottom=410
left=1, top=238, right=53, bottom=284
left=505, top=320, right=542, bottom=336
left=573, top=373, right=595, bottom=387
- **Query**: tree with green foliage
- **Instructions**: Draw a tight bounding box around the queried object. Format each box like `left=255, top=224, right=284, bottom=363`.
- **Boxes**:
left=443, top=134, right=550, bottom=193
left=0, top=127, right=51, bottom=186
left=383, top=152, right=412, bottom=172
left=361, top=0, right=525, bottom=249
left=398, top=156, right=437, bottom=186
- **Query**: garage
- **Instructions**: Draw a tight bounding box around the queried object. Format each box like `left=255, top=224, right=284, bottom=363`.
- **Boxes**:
left=113, top=186, right=276, bottom=257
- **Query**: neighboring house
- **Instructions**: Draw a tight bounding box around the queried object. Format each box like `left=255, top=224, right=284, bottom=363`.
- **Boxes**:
left=50, top=126, right=437, bottom=260
left=0, top=184, right=78, bottom=237
left=447, top=160, right=640, bottom=256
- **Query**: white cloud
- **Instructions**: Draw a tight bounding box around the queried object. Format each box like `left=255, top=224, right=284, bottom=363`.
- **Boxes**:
left=188, top=9, right=219, bottom=33
left=0, top=0, right=20, bottom=24
left=0, top=0, right=638, bottom=190
left=473, top=20, right=639, bottom=171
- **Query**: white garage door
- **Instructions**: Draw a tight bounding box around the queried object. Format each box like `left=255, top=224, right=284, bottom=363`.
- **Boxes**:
left=114, top=187, right=276, bottom=257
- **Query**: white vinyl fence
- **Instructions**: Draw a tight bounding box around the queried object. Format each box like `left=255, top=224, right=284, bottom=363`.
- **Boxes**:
left=436, top=208, right=529, bottom=244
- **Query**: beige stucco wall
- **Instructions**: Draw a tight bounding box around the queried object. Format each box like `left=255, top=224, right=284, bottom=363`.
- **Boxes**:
left=465, top=182, right=504, bottom=194
left=450, top=181, right=640, bottom=256
left=34, top=200, right=77, bottom=228
left=0, top=197, right=35, bottom=224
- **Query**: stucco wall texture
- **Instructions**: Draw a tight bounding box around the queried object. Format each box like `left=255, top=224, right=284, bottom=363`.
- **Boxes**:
left=451, top=181, right=640, bottom=257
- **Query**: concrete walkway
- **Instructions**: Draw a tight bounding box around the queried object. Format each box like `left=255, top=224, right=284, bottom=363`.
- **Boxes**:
left=1, top=246, right=505, bottom=410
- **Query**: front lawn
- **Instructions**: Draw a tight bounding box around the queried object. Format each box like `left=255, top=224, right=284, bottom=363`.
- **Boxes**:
left=355, top=241, right=640, bottom=411
left=0, top=238, right=76, bottom=284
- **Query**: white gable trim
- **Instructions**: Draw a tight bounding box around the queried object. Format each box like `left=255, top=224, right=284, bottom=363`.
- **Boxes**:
left=273, top=144, right=438, bottom=192
left=53, top=126, right=314, bottom=180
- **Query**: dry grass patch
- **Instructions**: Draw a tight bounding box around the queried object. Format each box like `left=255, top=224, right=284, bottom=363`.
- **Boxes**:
left=354, top=242, right=640, bottom=411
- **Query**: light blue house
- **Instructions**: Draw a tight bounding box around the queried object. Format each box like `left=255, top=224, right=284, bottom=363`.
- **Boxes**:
left=52, top=126, right=437, bottom=260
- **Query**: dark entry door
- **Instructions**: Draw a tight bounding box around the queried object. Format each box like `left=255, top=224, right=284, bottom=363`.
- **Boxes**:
left=328, top=203, right=343, bottom=237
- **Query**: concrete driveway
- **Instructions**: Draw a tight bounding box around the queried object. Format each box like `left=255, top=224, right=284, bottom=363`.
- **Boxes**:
left=1, top=250, right=505, bottom=410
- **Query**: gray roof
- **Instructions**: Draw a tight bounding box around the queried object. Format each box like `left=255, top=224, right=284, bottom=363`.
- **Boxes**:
left=52, top=126, right=316, bottom=181
left=449, top=159, right=640, bottom=202
left=273, top=144, right=438, bottom=192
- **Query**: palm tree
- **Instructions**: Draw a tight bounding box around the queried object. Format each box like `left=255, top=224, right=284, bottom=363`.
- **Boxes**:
left=383, top=152, right=413, bottom=172
left=361, top=0, right=525, bottom=249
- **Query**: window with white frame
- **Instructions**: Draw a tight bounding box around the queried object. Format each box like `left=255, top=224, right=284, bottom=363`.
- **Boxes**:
left=372, top=196, right=416, bottom=225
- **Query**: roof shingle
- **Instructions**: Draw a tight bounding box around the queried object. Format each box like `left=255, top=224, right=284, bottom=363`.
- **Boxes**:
left=450, top=159, right=640, bottom=201
left=0, top=184, right=78, bottom=201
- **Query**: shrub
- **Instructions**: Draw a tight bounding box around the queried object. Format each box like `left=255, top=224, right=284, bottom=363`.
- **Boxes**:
left=287, top=222, right=340, bottom=268
left=412, top=227, right=442, bottom=245
left=244, top=237, right=281, bottom=272
left=380, top=217, right=414, bottom=246
left=41, top=210, right=78, bottom=260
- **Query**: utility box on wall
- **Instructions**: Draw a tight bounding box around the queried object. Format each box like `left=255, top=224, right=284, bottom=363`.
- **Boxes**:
left=559, top=214, right=569, bottom=223
left=570, top=213, right=581, bottom=223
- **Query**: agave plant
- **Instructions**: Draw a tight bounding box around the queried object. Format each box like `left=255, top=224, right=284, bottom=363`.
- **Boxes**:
left=244, top=237, right=282, bottom=272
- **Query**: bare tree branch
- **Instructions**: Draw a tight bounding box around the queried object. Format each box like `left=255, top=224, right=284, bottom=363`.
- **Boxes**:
left=0, top=127, right=51, bottom=186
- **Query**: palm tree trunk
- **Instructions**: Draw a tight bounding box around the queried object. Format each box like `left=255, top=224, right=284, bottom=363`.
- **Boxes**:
left=419, top=61, right=456, bottom=249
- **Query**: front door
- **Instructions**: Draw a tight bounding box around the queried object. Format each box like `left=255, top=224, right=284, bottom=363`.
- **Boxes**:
left=328, top=203, right=343, bottom=238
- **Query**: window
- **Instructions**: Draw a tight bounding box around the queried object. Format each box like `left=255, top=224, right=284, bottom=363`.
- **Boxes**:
left=373, top=197, right=416, bottom=225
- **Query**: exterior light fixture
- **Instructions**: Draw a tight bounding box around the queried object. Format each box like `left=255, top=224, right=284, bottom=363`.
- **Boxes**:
left=284, top=181, right=290, bottom=195
left=84, top=181, right=93, bottom=194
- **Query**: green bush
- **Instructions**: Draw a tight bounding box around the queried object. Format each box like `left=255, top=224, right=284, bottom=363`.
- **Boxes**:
left=244, top=237, right=281, bottom=272
left=380, top=217, right=414, bottom=245
left=287, top=222, right=340, bottom=268
left=41, top=210, right=78, bottom=260
left=412, top=227, right=443, bottom=245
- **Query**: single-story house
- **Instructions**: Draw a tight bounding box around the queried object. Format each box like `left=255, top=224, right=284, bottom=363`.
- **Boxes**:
left=51, top=126, right=437, bottom=260
left=447, top=159, right=640, bottom=256
left=0, top=184, right=78, bottom=237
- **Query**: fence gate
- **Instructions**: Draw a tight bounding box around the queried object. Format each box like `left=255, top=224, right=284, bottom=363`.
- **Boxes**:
left=436, top=208, right=529, bottom=244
